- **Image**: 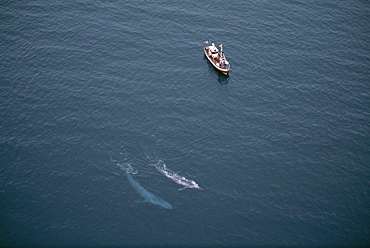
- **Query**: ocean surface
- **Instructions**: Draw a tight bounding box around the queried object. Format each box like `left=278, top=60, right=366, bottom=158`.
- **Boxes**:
left=1, top=0, right=369, bottom=247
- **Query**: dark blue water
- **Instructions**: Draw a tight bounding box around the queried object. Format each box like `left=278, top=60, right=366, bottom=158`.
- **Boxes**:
left=1, top=0, right=369, bottom=246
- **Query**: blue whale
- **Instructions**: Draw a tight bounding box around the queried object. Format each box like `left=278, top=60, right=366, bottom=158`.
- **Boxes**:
left=118, top=163, right=172, bottom=210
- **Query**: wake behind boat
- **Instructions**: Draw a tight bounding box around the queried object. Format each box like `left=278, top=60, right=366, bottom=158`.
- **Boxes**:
left=204, top=41, right=230, bottom=75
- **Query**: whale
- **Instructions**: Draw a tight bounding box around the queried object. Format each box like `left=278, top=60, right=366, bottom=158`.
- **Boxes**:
left=149, top=160, right=203, bottom=191
left=118, top=163, right=173, bottom=209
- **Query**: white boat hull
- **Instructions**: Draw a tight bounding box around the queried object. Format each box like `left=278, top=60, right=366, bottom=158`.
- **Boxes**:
left=204, top=45, right=230, bottom=75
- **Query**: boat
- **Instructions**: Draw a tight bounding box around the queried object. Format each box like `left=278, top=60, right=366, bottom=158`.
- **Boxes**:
left=203, top=41, right=230, bottom=75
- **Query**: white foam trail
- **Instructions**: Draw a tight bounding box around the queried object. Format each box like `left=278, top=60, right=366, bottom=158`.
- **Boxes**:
left=151, top=160, right=202, bottom=190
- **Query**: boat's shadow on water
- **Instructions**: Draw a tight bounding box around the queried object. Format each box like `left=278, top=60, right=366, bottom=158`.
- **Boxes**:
left=204, top=57, right=230, bottom=84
